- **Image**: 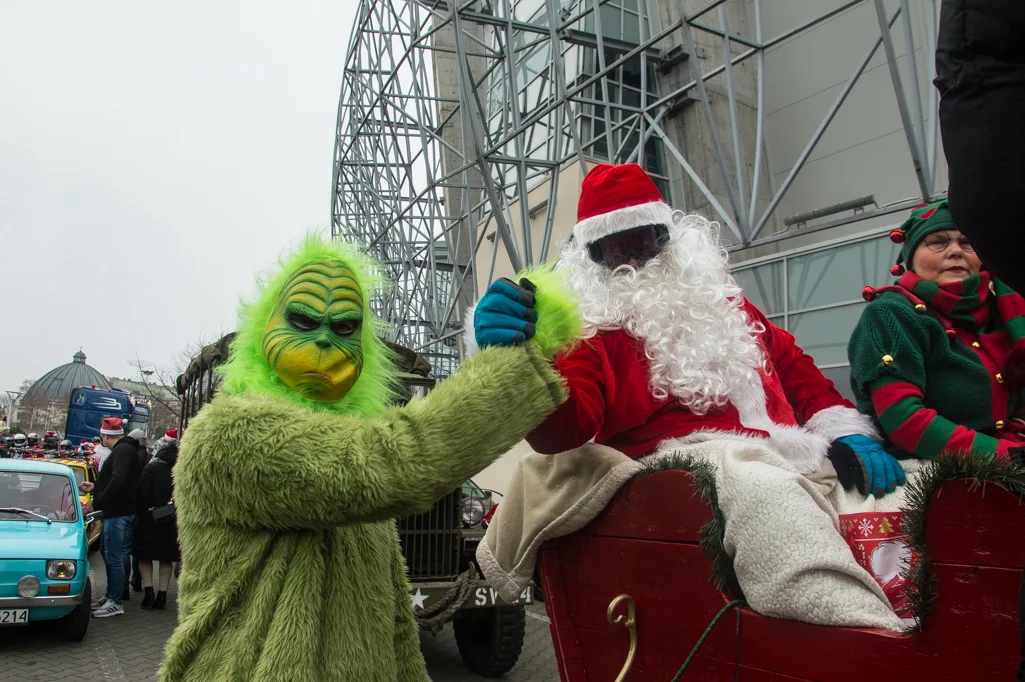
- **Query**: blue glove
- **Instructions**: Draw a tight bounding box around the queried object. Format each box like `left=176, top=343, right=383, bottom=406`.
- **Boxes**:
left=828, top=434, right=906, bottom=498
left=474, top=278, right=538, bottom=349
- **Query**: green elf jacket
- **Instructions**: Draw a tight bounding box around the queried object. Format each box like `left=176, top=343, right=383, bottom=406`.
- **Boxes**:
left=159, top=342, right=566, bottom=682
left=849, top=287, right=1025, bottom=459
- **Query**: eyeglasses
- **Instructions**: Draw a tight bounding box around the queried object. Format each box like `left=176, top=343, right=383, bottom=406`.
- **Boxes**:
left=922, top=236, right=974, bottom=253
left=587, top=224, right=670, bottom=269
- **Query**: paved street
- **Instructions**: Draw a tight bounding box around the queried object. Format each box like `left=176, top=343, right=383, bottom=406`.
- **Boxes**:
left=0, top=553, right=558, bottom=681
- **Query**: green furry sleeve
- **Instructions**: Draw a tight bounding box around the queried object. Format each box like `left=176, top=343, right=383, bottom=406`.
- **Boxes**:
left=175, top=343, right=566, bottom=531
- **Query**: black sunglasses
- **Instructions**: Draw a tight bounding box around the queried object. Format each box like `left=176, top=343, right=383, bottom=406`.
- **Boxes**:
left=587, top=224, right=670, bottom=269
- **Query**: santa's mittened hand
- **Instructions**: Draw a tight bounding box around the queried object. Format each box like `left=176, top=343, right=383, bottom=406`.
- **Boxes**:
left=474, top=278, right=538, bottom=349
left=1005, top=446, right=1025, bottom=467
left=833, top=434, right=906, bottom=498
left=826, top=440, right=863, bottom=494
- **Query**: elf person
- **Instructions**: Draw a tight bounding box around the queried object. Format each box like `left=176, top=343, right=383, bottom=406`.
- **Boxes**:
left=159, top=235, right=580, bottom=682
left=849, top=200, right=1025, bottom=466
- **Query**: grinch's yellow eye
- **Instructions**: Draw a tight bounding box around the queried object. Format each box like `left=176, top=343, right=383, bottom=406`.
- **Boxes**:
left=287, top=313, right=319, bottom=332
left=330, top=320, right=359, bottom=337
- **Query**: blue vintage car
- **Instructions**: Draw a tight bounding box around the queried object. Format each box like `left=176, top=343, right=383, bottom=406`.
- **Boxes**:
left=0, top=459, right=93, bottom=640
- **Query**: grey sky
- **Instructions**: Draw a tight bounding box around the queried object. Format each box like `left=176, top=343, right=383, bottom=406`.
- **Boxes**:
left=1, top=1, right=359, bottom=393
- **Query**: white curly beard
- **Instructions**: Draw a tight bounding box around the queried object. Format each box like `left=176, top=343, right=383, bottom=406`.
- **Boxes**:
left=559, top=213, right=765, bottom=415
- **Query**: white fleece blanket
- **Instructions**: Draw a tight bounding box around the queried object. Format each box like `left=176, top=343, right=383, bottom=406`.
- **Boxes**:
left=480, top=439, right=904, bottom=631
left=654, top=440, right=903, bottom=631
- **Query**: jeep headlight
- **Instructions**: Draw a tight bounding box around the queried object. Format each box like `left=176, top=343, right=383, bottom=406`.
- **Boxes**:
left=47, top=560, right=76, bottom=580
left=461, top=497, right=487, bottom=527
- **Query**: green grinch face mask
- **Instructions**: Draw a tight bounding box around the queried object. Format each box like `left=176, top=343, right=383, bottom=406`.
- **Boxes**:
left=262, top=260, right=365, bottom=401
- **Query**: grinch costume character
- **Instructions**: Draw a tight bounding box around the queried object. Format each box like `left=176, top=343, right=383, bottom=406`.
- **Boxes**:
left=851, top=200, right=1025, bottom=462
left=159, top=236, right=579, bottom=682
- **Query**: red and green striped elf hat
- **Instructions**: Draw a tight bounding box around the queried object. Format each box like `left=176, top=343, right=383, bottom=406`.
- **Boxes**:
left=887, top=199, right=957, bottom=276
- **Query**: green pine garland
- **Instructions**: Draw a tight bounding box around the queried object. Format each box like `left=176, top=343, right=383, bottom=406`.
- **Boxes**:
left=899, top=452, right=1025, bottom=631
left=638, top=454, right=739, bottom=594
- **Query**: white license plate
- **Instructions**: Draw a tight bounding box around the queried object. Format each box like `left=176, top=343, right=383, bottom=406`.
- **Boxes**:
left=470, top=585, right=533, bottom=608
left=0, top=609, right=29, bottom=625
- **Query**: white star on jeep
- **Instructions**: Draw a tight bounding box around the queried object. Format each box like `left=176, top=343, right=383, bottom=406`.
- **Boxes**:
left=410, top=588, right=428, bottom=610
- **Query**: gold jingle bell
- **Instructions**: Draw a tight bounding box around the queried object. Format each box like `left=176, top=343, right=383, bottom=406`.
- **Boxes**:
left=881, top=354, right=894, bottom=365
left=972, top=341, right=981, bottom=348
left=996, top=420, right=1005, bottom=430
left=914, top=304, right=927, bottom=313
left=996, top=373, right=1004, bottom=384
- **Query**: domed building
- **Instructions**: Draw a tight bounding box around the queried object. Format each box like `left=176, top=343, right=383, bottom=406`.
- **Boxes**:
left=24, top=351, right=112, bottom=404
left=18, top=351, right=112, bottom=434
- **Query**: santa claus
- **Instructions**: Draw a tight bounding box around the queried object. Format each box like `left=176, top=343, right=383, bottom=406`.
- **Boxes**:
left=526, top=163, right=903, bottom=497
left=473, top=163, right=907, bottom=629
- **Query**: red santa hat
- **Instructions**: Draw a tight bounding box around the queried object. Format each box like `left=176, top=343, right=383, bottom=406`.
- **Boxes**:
left=165, top=429, right=178, bottom=439
left=99, top=417, right=124, bottom=436
left=573, top=163, right=676, bottom=246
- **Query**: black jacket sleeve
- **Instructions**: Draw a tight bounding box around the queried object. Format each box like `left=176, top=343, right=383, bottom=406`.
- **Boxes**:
left=96, top=446, right=132, bottom=505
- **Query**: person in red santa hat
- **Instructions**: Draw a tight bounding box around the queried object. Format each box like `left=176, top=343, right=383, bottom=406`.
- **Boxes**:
left=527, top=163, right=897, bottom=495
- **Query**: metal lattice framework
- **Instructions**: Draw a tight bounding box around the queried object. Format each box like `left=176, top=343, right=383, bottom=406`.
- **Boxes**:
left=332, top=0, right=945, bottom=377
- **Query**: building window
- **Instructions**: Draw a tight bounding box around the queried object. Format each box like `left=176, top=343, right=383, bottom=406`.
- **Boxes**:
left=576, top=47, right=669, bottom=199
left=731, top=231, right=901, bottom=400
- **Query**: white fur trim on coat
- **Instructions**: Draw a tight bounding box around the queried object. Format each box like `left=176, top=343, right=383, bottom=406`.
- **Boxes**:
left=462, top=302, right=481, bottom=359
left=658, top=426, right=830, bottom=475
left=724, top=372, right=831, bottom=473
left=573, top=200, right=676, bottom=245
left=805, top=405, right=880, bottom=442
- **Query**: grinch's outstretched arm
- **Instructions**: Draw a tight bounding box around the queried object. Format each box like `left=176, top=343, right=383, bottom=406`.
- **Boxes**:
left=176, top=342, right=566, bottom=530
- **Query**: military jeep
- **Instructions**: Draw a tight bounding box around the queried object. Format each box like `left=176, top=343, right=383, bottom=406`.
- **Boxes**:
left=178, top=334, right=531, bottom=676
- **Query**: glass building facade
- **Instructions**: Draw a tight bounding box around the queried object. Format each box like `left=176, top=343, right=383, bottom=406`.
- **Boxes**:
left=732, top=227, right=901, bottom=400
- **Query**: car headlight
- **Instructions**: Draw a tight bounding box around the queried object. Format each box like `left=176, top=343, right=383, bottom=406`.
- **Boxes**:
left=461, top=497, right=487, bottom=527
left=17, top=575, right=40, bottom=597
left=47, top=560, right=76, bottom=580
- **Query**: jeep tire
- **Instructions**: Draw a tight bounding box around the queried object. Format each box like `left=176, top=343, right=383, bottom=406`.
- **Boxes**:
left=60, top=578, right=90, bottom=641
left=453, top=605, right=525, bottom=677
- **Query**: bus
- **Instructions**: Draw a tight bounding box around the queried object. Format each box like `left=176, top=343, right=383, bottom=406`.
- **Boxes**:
left=65, top=387, right=149, bottom=445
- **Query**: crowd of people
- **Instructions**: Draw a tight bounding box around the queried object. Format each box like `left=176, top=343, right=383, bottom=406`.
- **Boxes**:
left=76, top=419, right=181, bottom=618
left=1, top=431, right=107, bottom=462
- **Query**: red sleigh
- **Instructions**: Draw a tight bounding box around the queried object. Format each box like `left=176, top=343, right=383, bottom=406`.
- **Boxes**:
left=538, top=469, right=1023, bottom=681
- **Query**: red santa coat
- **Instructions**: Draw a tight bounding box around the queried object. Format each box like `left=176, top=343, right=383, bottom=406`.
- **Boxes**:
left=527, top=300, right=877, bottom=472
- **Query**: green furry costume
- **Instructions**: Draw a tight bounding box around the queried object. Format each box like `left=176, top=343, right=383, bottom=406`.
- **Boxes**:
left=159, top=237, right=580, bottom=682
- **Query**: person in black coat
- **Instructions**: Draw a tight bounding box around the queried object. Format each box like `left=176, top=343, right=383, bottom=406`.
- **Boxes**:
left=936, top=0, right=1025, bottom=294
left=935, top=3, right=1025, bottom=678
left=80, top=421, right=144, bottom=615
left=132, top=441, right=180, bottom=610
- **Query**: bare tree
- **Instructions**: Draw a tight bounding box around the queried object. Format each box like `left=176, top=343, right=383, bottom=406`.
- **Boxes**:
left=129, top=334, right=223, bottom=434
left=13, top=379, right=60, bottom=435
left=128, top=354, right=185, bottom=423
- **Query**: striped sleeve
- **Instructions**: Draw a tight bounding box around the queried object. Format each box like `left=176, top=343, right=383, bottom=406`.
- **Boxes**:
left=869, top=377, right=1008, bottom=459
